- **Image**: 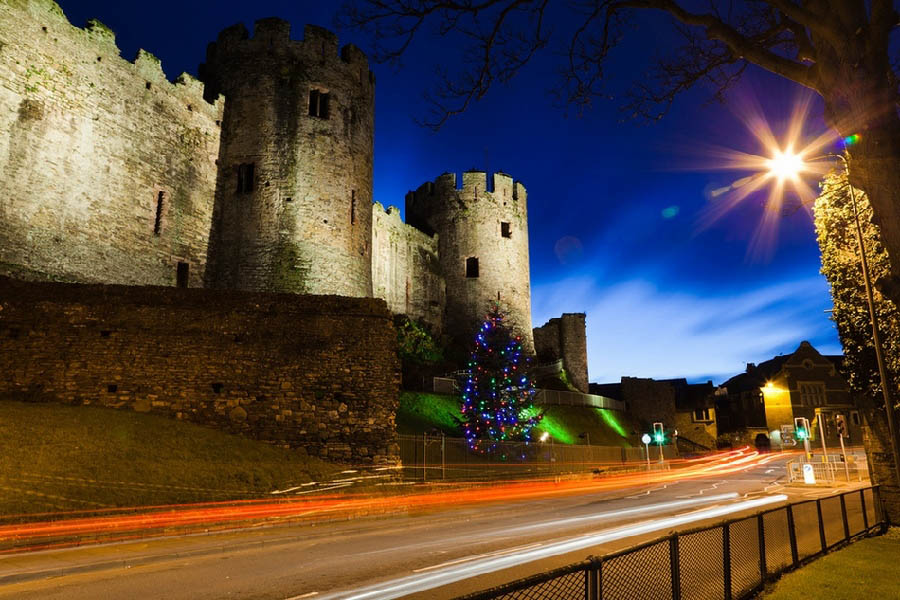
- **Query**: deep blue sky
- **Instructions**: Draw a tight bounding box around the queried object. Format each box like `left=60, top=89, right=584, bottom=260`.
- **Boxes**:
left=55, top=1, right=843, bottom=384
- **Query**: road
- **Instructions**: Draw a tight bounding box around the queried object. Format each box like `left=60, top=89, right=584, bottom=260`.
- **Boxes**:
left=0, top=450, right=867, bottom=600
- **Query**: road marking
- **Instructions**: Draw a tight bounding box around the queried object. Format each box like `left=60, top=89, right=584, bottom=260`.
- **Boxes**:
left=284, top=593, right=319, bottom=599
left=625, top=484, right=667, bottom=499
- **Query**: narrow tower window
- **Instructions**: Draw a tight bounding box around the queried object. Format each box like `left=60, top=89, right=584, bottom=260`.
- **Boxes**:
left=351, top=190, right=356, bottom=225
left=501, top=222, right=511, bottom=238
left=309, top=89, right=330, bottom=119
left=237, top=163, right=255, bottom=194
left=466, top=257, right=479, bottom=278
left=153, top=191, right=166, bottom=235
left=176, top=262, right=189, bottom=288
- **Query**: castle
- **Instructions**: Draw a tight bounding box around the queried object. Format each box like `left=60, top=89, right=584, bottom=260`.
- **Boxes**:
left=0, top=1, right=546, bottom=351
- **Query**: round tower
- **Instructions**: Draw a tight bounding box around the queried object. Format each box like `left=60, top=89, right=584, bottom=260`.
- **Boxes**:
left=406, top=171, right=533, bottom=353
left=200, top=19, right=374, bottom=297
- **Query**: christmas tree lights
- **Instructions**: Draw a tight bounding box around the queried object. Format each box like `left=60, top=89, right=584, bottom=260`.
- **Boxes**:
left=460, top=302, right=541, bottom=452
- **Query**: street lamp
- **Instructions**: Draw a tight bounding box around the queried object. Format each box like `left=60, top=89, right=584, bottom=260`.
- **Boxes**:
left=766, top=149, right=900, bottom=486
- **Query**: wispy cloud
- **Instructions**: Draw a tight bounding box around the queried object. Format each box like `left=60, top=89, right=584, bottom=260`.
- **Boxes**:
left=532, top=276, right=840, bottom=384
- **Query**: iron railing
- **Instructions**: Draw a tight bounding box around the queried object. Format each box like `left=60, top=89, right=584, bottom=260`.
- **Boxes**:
left=399, top=434, right=676, bottom=481
left=533, top=389, right=626, bottom=411
left=455, top=486, right=885, bottom=600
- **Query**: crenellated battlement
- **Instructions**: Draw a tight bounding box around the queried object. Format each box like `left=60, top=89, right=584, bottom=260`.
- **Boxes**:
left=11, top=0, right=221, bottom=113
left=203, top=19, right=374, bottom=89
left=406, top=171, right=527, bottom=228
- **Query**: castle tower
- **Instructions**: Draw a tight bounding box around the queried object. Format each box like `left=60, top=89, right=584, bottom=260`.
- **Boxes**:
left=200, top=20, right=374, bottom=297
left=406, top=171, right=533, bottom=352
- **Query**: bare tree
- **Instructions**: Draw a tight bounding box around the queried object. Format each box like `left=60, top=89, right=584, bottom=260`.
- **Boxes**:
left=340, top=1, right=900, bottom=296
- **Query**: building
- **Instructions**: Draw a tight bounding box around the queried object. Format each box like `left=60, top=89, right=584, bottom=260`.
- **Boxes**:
left=0, top=2, right=554, bottom=352
left=589, top=377, right=718, bottom=450
left=716, top=341, right=861, bottom=446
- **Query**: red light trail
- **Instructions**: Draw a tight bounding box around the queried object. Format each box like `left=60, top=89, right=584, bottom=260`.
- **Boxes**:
left=0, top=447, right=790, bottom=553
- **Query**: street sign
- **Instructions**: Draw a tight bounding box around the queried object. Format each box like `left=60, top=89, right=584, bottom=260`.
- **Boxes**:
left=802, top=463, right=816, bottom=484
left=641, top=433, right=651, bottom=445
left=781, top=424, right=797, bottom=446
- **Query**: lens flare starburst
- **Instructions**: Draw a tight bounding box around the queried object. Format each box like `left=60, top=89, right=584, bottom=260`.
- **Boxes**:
left=695, top=92, right=839, bottom=260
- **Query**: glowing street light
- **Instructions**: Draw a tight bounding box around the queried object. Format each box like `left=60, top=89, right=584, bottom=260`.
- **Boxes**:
left=766, top=148, right=804, bottom=182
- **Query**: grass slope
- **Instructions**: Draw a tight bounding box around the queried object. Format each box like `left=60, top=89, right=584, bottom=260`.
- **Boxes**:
left=398, top=391, right=637, bottom=446
left=761, top=528, right=900, bottom=599
left=0, top=401, right=340, bottom=517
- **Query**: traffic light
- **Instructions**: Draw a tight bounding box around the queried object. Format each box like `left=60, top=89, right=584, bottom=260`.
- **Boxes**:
left=836, top=414, right=848, bottom=438
left=793, top=417, right=809, bottom=441
left=652, top=422, right=665, bottom=444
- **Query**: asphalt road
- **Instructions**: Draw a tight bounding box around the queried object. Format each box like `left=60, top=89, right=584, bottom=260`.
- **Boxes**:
left=0, top=452, right=868, bottom=600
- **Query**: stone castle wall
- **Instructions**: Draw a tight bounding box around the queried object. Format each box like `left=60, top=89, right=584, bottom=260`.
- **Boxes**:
left=0, top=277, right=400, bottom=464
left=200, top=19, right=375, bottom=298
left=0, top=0, right=222, bottom=287
left=533, top=313, right=589, bottom=393
left=371, top=203, right=445, bottom=331
left=406, top=171, right=533, bottom=351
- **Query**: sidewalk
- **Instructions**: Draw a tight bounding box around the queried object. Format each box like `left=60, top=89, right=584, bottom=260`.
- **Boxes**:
left=761, top=527, right=900, bottom=599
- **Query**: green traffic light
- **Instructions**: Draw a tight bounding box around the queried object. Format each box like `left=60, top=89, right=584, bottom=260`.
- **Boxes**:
left=653, top=433, right=664, bottom=443
left=796, top=429, right=808, bottom=440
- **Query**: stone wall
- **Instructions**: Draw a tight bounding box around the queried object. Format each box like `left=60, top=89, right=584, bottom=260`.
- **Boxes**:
left=0, top=0, right=222, bottom=287
left=620, top=377, right=677, bottom=430
left=200, top=19, right=375, bottom=298
left=0, top=277, right=400, bottom=464
left=406, top=171, right=533, bottom=351
left=533, top=313, right=588, bottom=393
left=371, top=203, right=445, bottom=332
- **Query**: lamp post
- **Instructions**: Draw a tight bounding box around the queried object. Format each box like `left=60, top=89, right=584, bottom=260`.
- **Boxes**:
left=833, top=152, right=900, bottom=486
left=769, top=150, right=900, bottom=486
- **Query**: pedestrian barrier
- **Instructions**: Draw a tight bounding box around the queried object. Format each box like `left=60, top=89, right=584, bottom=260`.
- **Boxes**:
left=454, top=486, right=885, bottom=600
left=399, top=434, right=675, bottom=481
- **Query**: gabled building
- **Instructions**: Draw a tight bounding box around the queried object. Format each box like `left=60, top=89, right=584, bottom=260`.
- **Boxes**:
left=716, top=341, right=862, bottom=446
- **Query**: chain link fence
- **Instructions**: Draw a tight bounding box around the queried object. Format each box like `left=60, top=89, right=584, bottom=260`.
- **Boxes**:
left=455, top=486, right=885, bottom=600
left=399, top=434, right=676, bottom=481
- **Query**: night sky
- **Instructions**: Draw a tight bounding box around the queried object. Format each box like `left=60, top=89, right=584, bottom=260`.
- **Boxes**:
left=54, top=1, right=843, bottom=384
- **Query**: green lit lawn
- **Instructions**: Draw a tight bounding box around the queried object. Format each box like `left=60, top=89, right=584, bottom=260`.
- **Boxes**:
left=760, top=528, right=900, bottom=599
left=398, top=391, right=638, bottom=446
left=0, top=401, right=340, bottom=517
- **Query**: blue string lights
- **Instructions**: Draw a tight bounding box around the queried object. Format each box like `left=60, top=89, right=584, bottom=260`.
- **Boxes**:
left=460, top=302, right=540, bottom=452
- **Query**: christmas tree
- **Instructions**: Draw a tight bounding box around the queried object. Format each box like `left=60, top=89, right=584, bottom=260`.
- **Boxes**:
left=460, top=302, right=541, bottom=452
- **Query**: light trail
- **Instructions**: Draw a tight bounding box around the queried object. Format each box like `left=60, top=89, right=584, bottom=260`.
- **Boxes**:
left=0, top=448, right=791, bottom=551
left=317, top=494, right=789, bottom=600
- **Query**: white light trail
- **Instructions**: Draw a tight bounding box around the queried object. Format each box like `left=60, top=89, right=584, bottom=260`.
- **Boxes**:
left=317, top=494, right=788, bottom=600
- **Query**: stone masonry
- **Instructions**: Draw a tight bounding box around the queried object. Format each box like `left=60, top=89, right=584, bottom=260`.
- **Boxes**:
left=371, top=203, right=445, bottom=332
left=533, top=313, right=589, bottom=393
left=406, top=171, right=533, bottom=351
left=200, top=19, right=375, bottom=298
left=0, top=0, right=222, bottom=288
left=0, top=276, right=400, bottom=464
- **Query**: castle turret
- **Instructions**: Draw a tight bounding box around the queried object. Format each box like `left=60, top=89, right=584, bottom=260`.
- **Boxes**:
left=406, top=171, right=533, bottom=352
left=200, top=20, right=374, bottom=297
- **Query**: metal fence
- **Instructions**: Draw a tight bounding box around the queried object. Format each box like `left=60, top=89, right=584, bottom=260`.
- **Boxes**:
left=787, top=454, right=868, bottom=484
left=455, top=486, right=885, bottom=600
left=399, top=434, right=676, bottom=481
